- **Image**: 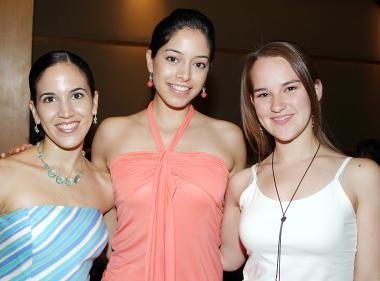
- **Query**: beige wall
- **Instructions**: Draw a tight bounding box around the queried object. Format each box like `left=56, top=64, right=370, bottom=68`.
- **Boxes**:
left=0, top=0, right=34, bottom=152
left=31, top=0, right=380, bottom=152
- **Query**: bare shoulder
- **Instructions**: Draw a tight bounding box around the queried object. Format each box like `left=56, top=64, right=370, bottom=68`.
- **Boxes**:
left=194, top=112, right=247, bottom=173
left=0, top=148, right=35, bottom=174
left=194, top=113, right=245, bottom=153
left=344, top=157, right=379, bottom=181
left=227, top=167, right=254, bottom=202
left=92, top=110, right=148, bottom=166
left=200, top=113, right=244, bottom=141
left=95, top=112, right=145, bottom=141
left=0, top=149, right=36, bottom=213
left=342, top=157, right=380, bottom=198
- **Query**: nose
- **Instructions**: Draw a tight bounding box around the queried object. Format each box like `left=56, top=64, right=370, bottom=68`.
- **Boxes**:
left=58, top=100, right=74, bottom=118
left=176, top=63, right=191, bottom=81
left=270, top=95, right=286, bottom=113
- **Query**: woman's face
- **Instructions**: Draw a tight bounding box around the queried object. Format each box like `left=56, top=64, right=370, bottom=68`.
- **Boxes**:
left=250, top=56, right=315, bottom=144
left=146, top=28, right=210, bottom=109
left=30, top=62, right=98, bottom=149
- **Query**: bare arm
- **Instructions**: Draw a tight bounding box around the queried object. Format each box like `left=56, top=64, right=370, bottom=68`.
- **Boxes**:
left=91, top=119, right=114, bottom=171
left=226, top=124, right=247, bottom=176
left=103, top=207, right=117, bottom=259
left=346, top=159, right=380, bottom=281
left=220, top=168, right=251, bottom=271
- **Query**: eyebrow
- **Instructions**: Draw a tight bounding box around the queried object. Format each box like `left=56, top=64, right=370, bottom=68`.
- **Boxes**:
left=39, top=92, right=55, bottom=99
left=38, top=87, right=88, bottom=99
left=70, top=87, right=88, bottom=93
left=164, top=49, right=209, bottom=60
left=252, top=79, right=301, bottom=93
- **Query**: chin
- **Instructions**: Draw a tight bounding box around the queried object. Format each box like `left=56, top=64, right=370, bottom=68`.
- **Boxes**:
left=51, top=138, right=85, bottom=151
left=274, top=131, right=304, bottom=144
left=162, top=97, right=193, bottom=110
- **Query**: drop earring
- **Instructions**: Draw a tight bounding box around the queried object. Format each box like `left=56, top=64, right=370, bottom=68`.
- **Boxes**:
left=147, top=72, right=154, bottom=88
left=93, top=114, right=97, bottom=125
left=201, top=85, right=207, bottom=98
left=34, top=122, right=40, bottom=134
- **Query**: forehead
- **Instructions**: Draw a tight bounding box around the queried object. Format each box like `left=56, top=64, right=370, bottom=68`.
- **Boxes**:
left=36, top=63, right=88, bottom=90
left=250, top=56, right=298, bottom=84
left=162, top=28, right=210, bottom=55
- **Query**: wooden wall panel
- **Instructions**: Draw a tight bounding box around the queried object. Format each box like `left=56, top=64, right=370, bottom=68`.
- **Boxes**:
left=0, top=0, right=34, bottom=152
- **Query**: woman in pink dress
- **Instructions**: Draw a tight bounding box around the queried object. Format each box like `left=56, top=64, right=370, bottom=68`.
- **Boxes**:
left=92, top=9, right=246, bottom=281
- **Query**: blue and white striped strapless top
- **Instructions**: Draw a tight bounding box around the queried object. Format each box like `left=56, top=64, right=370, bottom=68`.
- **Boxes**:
left=0, top=205, right=108, bottom=280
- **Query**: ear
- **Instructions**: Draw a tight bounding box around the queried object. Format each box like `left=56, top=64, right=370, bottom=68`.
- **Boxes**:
left=29, top=101, right=40, bottom=124
left=146, top=49, right=154, bottom=73
left=92, top=90, right=99, bottom=115
left=314, top=79, right=323, bottom=101
left=249, top=93, right=254, bottom=105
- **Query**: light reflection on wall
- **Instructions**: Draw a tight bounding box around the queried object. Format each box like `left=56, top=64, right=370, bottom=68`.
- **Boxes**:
left=121, top=0, right=169, bottom=42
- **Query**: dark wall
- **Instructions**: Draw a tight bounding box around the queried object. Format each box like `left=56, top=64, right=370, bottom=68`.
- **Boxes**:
left=32, top=0, right=380, bottom=152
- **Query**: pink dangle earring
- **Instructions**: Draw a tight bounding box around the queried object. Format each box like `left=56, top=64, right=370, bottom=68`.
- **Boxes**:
left=146, top=72, right=154, bottom=88
left=201, top=85, right=207, bottom=98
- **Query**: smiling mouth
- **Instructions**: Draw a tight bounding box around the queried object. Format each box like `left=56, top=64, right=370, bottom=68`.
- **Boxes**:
left=169, top=84, right=191, bottom=93
left=272, top=115, right=293, bottom=124
left=56, top=121, right=79, bottom=132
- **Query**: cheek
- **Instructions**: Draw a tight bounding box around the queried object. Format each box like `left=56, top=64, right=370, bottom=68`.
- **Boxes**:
left=193, top=70, right=208, bottom=85
left=155, top=62, right=173, bottom=79
left=77, top=104, right=93, bottom=118
left=253, top=102, right=267, bottom=118
left=36, top=106, right=56, bottom=121
left=295, top=95, right=312, bottom=115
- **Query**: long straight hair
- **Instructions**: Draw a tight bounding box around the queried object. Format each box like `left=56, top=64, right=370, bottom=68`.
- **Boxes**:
left=241, top=41, right=336, bottom=161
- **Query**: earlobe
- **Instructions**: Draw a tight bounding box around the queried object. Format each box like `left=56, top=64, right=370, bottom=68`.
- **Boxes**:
left=29, top=101, right=40, bottom=123
left=315, top=79, right=323, bottom=101
left=146, top=50, right=154, bottom=73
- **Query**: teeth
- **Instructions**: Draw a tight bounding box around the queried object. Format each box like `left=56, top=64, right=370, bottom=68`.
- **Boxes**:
left=57, top=122, right=77, bottom=130
left=274, top=115, right=290, bottom=121
left=171, top=84, right=189, bottom=92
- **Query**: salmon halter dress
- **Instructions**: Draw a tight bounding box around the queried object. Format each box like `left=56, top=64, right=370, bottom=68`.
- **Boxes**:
left=103, top=102, right=229, bottom=281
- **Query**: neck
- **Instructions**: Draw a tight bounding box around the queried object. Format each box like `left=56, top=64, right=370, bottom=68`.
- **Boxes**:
left=151, top=95, right=192, bottom=129
left=273, top=133, right=320, bottom=164
left=38, top=138, right=85, bottom=175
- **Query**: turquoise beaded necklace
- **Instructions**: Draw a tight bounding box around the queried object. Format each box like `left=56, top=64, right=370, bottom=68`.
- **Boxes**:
left=36, top=142, right=86, bottom=186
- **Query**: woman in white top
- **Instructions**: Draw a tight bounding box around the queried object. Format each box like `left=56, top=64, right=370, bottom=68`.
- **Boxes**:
left=220, top=41, right=380, bottom=281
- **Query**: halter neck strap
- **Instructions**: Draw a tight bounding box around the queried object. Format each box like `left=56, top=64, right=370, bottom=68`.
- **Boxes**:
left=147, top=102, right=195, bottom=152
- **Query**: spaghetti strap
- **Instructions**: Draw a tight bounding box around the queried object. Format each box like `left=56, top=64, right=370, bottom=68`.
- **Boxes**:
left=334, top=157, right=352, bottom=180
left=249, top=164, right=258, bottom=183
left=147, top=101, right=195, bottom=151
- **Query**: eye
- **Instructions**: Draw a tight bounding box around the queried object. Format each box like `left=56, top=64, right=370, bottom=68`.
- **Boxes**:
left=166, top=56, right=179, bottom=63
left=42, top=96, right=55, bottom=103
left=286, top=85, right=297, bottom=92
left=72, top=92, right=84, bottom=100
left=255, top=92, right=269, bottom=98
left=194, top=62, right=207, bottom=69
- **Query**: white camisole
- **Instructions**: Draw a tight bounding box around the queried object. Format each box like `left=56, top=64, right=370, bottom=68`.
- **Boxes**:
left=239, top=157, right=357, bottom=281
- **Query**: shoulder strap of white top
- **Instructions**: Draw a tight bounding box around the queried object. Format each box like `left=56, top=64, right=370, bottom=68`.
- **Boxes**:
left=334, top=157, right=353, bottom=180
left=250, top=163, right=258, bottom=182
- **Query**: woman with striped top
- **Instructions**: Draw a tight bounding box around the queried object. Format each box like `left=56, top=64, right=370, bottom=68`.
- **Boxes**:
left=0, top=51, right=114, bottom=280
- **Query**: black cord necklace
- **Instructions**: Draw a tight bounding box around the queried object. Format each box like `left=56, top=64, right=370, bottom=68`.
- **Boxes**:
left=271, top=143, right=320, bottom=281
